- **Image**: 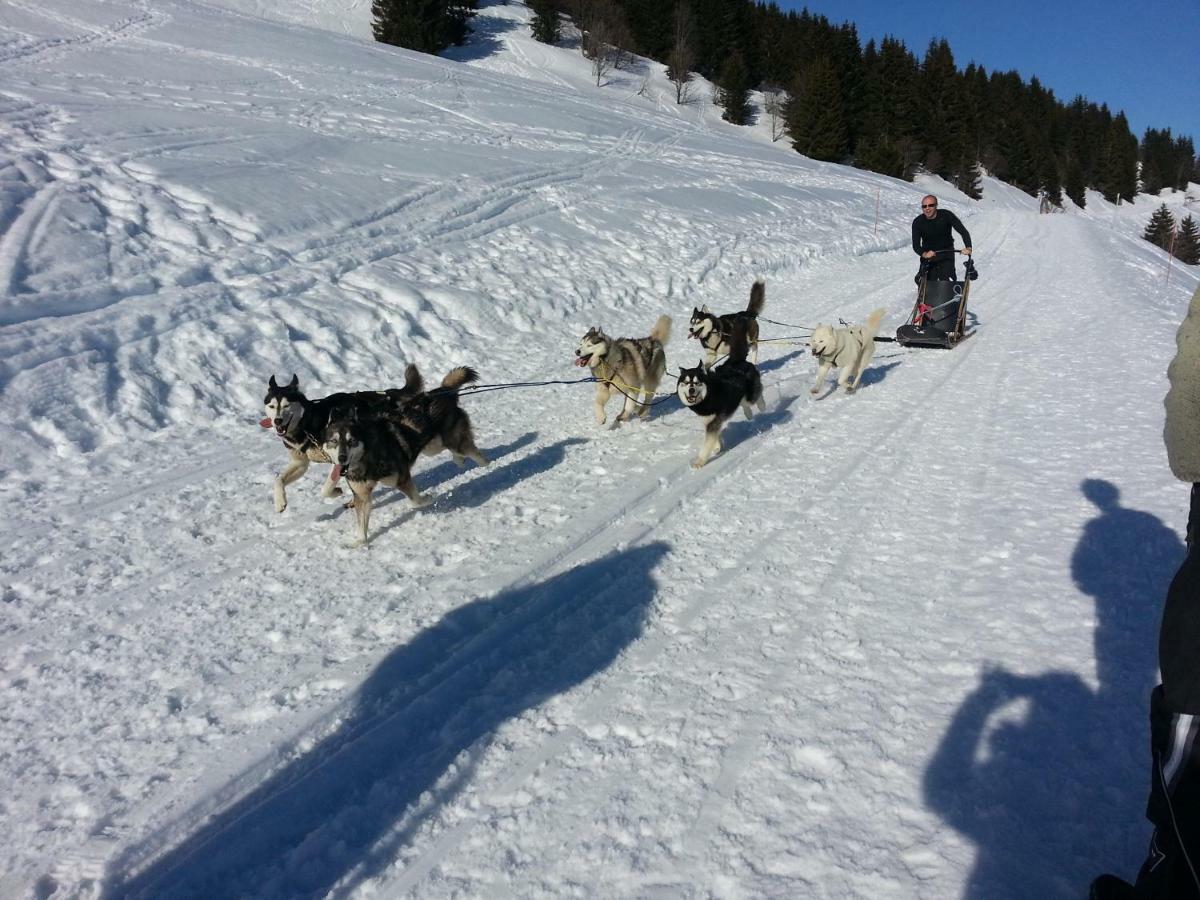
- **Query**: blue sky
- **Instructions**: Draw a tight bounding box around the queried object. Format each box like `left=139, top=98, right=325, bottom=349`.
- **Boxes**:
left=782, top=0, right=1200, bottom=146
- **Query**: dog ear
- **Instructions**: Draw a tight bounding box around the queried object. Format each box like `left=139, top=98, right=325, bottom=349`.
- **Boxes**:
left=287, top=374, right=299, bottom=389
left=269, top=374, right=278, bottom=389
left=701, top=304, right=710, bottom=312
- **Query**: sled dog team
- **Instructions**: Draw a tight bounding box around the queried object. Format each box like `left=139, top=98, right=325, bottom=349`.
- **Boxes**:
left=261, top=280, right=886, bottom=543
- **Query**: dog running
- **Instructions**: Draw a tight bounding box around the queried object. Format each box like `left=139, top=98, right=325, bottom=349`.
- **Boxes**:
left=808, top=308, right=887, bottom=396
left=574, top=315, right=671, bottom=426
left=260, top=368, right=422, bottom=513
left=687, top=279, right=765, bottom=368
left=676, top=325, right=765, bottom=468
left=320, top=366, right=485, bottom=544
left=261, top=366, right=486, bottom=513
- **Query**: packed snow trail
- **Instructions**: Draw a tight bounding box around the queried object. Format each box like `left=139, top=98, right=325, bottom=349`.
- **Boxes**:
left=1, top=0, right=1199, bottom=897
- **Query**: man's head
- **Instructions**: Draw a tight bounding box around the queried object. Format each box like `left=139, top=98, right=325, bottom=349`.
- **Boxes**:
left=921, top=195, right=938, bottom=219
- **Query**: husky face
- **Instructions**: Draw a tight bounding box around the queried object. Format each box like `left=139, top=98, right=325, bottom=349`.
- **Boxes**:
left=688, top=307, right=716, bottom=341
left=575, top=327, right=610, bottom=369
left=323, top=419, right=363, bottom=479
left=809, top=325, right=837, bottom=358
left=262, top=374, right=304, bottom=435
left=676, top=363, right=709, bottom=407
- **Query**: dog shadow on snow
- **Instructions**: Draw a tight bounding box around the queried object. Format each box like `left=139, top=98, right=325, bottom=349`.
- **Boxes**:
left=104, top=541, right=672, bottom=900
left=808, top=360, right=902, bottom=401
left=361, top=437, right=588, bottom=542
left=924, top=479, right=1182, bottom=898
left=315, top=432, right=542, bottom=525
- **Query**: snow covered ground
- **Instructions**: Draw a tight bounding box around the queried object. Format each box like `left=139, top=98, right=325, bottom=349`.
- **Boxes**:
left=1, top=0, right=1198, bottom=897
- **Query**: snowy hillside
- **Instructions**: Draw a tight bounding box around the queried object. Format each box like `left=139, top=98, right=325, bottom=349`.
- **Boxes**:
left=1, top=1, right=1198, bottom=898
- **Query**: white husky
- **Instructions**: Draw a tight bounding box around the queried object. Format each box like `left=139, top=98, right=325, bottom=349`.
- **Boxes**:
left=809, top=308, right=887, bottom=396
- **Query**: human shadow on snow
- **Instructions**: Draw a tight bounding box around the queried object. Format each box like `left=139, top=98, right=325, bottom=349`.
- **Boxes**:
left=924, top=478, right=1183, bottom=898
left=104, top=541, right=671, bottom=900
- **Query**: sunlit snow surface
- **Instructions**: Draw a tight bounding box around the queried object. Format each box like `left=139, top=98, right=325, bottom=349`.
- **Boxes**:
left=1, top=0, right=1198, bottom=897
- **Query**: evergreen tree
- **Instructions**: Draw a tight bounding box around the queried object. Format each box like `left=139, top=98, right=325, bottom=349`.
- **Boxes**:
left=1039, top=150, right=1064, bottom=207
left=529, top=0, right=559, bottom=44
left=1175, top=216, right=1200, bottom=265
left=715, top=51, right=752, bottom=125
left=1143, top=204, right=1177, bottom=250
left=372, top=0, right=474, bottom=53
left=919, top=40, right=970, bottom=183
left=620, top=0, right=672, bottom=59
left=785, top=57, right=848, bottom=162
left=1064, top=156, right=1087, bottom=208
left=1098, top=114, right=1138, bottom=203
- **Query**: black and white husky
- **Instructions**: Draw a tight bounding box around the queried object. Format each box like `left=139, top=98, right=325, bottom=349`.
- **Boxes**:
left=575, top=315, right=671, bottom=425
left=676, top=327, right=765, bottom=468
left=261, top=366, right=486, bottom=513
left=321, top=366, right=485, bottom=544
left=687, top=279, right=765, bottom=368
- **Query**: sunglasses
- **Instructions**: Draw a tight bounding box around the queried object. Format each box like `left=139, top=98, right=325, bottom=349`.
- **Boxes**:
left=921, top=203, right=937, bottom=209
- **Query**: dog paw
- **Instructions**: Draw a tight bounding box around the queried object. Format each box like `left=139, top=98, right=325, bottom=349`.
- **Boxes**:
left=809, top=387, right=819, bottom=395
left=411, top=494, right=433, bottom=508
left=691, top=458, right=707, bottom=469
left=275, top=500, right=287, bottom=513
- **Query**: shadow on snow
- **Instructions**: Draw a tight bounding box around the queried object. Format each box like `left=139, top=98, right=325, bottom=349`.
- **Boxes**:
left=924, top=478, right=1183, bottom=898
left=105, top=541, right=671, bottom=899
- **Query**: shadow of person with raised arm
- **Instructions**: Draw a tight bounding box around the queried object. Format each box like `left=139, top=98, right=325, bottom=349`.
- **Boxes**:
left=924, top=479, right=1182, bottom=898
left=105, top=541, right=671, bottom=900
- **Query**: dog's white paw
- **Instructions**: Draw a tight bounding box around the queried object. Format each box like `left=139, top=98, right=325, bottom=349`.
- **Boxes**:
left=691, top=458, right=707, bottom=469
left=809, top=387, right=820, bottom=396
left=411, top=494, right=433, bottom=508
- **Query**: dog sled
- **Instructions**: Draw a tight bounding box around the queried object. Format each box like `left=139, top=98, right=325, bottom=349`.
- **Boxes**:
left=892, top=253, right=978, bottom=349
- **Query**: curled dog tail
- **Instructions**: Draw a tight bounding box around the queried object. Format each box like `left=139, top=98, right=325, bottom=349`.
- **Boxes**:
left=402, top=362, right=424, bottom=395
left=746, top=279, right=766, bottom=316
left=440, top=366, right=479, bottom=391
left=863, top=308, right=886, bottom=341
left=430, top=366, right=479, bottom=419
left=650, top=314, right=671, bottom=344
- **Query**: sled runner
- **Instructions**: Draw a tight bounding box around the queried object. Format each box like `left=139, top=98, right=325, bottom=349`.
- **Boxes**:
left=893, top=253, right=978, bottom=349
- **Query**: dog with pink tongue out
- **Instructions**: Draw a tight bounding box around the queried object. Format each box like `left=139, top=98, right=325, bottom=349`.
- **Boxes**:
left=319, top=366, right=486, bottom=545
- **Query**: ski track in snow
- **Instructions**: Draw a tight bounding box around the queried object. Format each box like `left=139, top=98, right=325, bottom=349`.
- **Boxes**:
left=1, top=0, right=1199, bottom=898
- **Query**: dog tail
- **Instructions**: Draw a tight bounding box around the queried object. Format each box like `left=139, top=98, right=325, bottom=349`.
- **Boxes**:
left=402, top=363, right=424, bottom=395
left=863, top=308, right=886, bottom=341
left=650, top=314, right=671, bottom=344
left=746, top=279, right=765, bottom=316
left=429, top=366, right=479, bottom=419
left=439, top=366, right=479, bottom=392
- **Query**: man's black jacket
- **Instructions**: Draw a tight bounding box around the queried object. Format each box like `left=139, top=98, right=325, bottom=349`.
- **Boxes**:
left=912, top=209, right=972, bottom=257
